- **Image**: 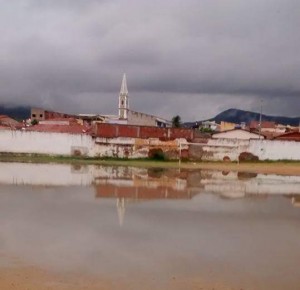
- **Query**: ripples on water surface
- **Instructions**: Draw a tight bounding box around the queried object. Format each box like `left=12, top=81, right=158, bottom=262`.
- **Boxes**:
left=1, top=162, right=300, bottom=290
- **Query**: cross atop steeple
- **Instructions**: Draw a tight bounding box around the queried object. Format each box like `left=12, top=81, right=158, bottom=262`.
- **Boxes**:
left=120, top=73, right=128, bottom=95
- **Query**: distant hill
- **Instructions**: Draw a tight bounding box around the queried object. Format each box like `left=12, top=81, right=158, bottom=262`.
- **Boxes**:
left=185, top=108, right=300, bottom=128
left=0, top=105, right=31, bottom=121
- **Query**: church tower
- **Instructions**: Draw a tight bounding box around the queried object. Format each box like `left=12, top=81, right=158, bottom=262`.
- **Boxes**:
left=119, top=73, right=129, bottom=119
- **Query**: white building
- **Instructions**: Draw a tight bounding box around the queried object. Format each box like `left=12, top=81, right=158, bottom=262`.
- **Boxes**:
left=212, top=129, right=264, bottom=140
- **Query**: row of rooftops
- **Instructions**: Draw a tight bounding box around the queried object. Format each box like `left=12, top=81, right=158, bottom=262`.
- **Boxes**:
left=1, top=111, right=300, bottom=141
left=196, top=119, right=300, bottom=138
left=210, top=128, right=300, bottom=141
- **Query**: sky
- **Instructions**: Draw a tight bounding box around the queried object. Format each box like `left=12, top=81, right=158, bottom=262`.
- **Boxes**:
left=0, top=0, right=299, bottom=121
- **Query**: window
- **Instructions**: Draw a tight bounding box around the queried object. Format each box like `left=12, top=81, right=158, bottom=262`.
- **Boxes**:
left=32, top=114, right=36, bottom=118
left=40, top=114, right=43, bottom=118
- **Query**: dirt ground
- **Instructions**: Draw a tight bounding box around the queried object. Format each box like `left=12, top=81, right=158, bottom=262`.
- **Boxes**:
left=0, top=253, right=235, bottom=290
left=186, top=162, right=300, bottom=176
left=0, top=265, right=237, bottom=290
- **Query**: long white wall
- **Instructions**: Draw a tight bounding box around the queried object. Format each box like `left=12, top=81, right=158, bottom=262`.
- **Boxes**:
left=0, top=130, right=179, bottom=159
left=1, top=130, right=300, bottom=161
left=0, top=130, right=94, bottom=156
left=200, top=138, right=300, bottom=161
left=249, top=139, right=300, bottom=160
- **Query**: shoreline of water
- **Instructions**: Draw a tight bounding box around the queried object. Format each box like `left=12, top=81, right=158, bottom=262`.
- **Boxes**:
left=0, top=153, right=300, bottom=176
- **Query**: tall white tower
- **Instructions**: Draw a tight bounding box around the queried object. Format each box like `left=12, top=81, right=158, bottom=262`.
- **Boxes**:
left=119, top=73, right=129, bottom=119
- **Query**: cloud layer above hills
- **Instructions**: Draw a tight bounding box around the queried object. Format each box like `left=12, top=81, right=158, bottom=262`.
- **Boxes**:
left=0, top=0, right=299, bottom=120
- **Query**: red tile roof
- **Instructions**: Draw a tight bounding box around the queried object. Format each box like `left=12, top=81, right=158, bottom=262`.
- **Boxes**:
left=0, top=115, right=21, bottom=127
left=249, top=121, right=276, bottom=129
left=274, top=131, right=300, bottom=141
left=0, top=125, right=10, bottom=130
left=26, top=124, right=91, bottom=134
left=40, top=117, right=78, bottom=123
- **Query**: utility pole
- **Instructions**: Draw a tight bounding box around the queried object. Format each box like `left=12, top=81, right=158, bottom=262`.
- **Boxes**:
left=259, top=100, right=263, bottom=139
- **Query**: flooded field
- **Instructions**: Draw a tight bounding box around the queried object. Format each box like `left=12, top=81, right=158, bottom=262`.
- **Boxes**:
left=1, top=162, right=300, bottom=290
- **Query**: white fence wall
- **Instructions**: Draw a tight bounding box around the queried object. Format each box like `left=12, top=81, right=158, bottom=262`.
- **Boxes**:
left=0, top=130, right=94, bottom=157
left=0, top=130, right=300, bottom=161
left=205, top=139, right=249, bottom=161
left=191, top=138, right=300, bottom=161
left=249, top=139, right=300, bottom=160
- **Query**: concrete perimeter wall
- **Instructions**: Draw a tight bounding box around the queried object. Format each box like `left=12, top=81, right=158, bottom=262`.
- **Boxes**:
left=249, top=139, right=300, bottom=161
left=0, top=130, right=94, bottom=157
left=0, top=129, right=186, bottom=160
left=193, top=138, right=300, bottom=161
left=1, top=128, right=300, bottom=161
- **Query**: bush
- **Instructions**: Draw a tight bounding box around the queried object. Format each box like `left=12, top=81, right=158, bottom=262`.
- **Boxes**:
left=239, top=152, right=259, bottom=162
left=200, top=127, right=214, bottom=133
left=148, top=148, right=167, bottom=161
left=31, top=119, right=38, bottom=126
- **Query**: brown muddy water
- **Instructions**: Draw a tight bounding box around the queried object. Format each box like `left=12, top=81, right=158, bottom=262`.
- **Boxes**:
left=1, top=162, right=300, bottom=290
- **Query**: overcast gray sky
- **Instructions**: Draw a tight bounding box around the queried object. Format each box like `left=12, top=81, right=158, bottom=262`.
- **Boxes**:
left=0, top=0, right=299, bottom=121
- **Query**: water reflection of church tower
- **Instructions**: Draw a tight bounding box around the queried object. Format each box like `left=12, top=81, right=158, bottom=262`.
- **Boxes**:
left=117, top=198, right=126, bottom=227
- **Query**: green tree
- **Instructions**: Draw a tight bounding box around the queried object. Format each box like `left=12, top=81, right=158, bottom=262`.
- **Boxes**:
left=31, top=119, right=38, bottom=126
left=200, top=127, right=214, bottom=133
left=172, top=115, right=181, bottom=128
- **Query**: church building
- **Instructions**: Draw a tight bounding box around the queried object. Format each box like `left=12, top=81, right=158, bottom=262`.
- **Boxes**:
left=30, top=74, right=171, bottom=128
left=115, top=74, right=171, bottom=127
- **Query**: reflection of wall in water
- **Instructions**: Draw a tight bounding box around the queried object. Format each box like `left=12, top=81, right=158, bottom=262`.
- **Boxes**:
left=0, top=163, right=150, bottom=187
left=0, top=163, right=94, bottom=186
left=291, top=196, right=300, bottom=207
left=1, top=162, right=300, bottom=199
left=201, top=171, right=300, bottom=197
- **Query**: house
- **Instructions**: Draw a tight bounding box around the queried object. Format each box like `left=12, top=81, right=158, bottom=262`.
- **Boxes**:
left=200, top=120, right=220, bottom=131
left=249, top=120, right=276, bottom=132
left=220, top=121, right=238, bottom=132
left=248, top=120, right=288, bottom=139
left=30, top=108, right=76, bottom=122
left=26, top=118, right=91, bottom=134
left=212, top=129, right=264, bottom=140
left=0, top=115, right=22, bottom=129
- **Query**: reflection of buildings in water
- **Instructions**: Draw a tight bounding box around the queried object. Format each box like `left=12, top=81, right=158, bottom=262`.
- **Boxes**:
left=290, top=196, right=300, bottom=208
left=1, top=162, right=300, bottom=208
left=201, top=171, right=300, bottom=198
left=0, top=163, right=94, bottom=186
left=94, top=170, right=200, bottom=226
left=0, top=163, right=150, bottom=187
left=94, top=166, right=206, bottom=200
left=94, top=178, right=194, bottom=200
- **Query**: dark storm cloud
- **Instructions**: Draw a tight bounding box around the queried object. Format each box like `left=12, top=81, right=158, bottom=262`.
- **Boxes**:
left=0, top=0, right=299, bottom=120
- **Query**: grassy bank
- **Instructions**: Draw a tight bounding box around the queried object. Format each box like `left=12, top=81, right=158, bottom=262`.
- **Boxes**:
left=0, top=153, right=300, bottom=176
left=0, top=153, right=177, bottom=167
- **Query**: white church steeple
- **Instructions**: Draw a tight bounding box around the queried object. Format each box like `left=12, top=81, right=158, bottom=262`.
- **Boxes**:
left=119, top=73, right=129, bottom=119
